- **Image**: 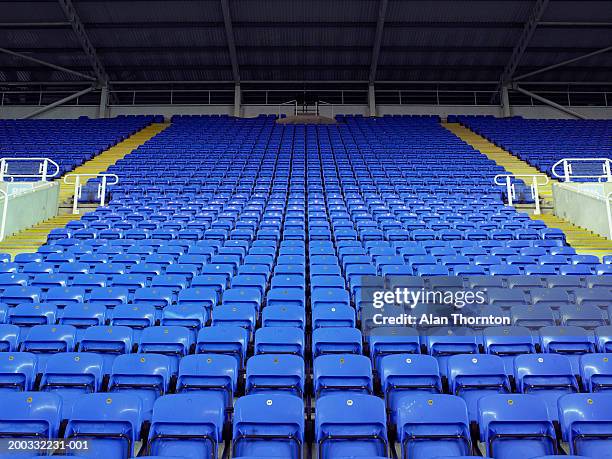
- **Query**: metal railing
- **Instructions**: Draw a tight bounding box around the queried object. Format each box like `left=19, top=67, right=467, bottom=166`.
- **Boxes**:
left=0, top=158, right=60, bottom=182
left=0, top=189, right=8, bottom=242
left=2, top=87, right=610, bottom=107
left=551, top=158, right=612, bottom=182
left=606, top=192, right=612, bottom=240
left=64, top=173, right=119, bottom=214
left=494, top=174, right=550, bottom=214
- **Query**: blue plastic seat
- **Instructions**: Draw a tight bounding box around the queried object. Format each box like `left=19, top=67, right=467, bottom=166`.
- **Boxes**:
left=138, top=326, right=192, bottom=370
left=88, top=286, right=129, bottom=308
left=176, top=353, right=238, bottom=412
left=539, top=326, right=596, bottom=374
left=368, top=327, right=421, bottom=372
left=196, top=326, right=249, bottom=369
left=580, top=353, right=612, bottom=392
left=254, top=327, right=304, bottom=356
left=316, top=393, right=387, bottom=459
left=478, top=394, right=557, bottom=459
left=108, top=353, right=172, bottom=418
left=560, top=304, right=608, bottom=329
left=30, top=273, right=69, bottom=289
left=212, top=304, right=257, bottom=334
left=558, top=393, right=612, bottom=457
left=161, top=304, right=208, bottom=338
left=133, top=287, right=176, bottom=309
left=595, top=325, right=612, bottom=352
left=312, top=327, right=362, bottom=358
left=111, top=274, right=148, bottom=292
left=64, top=393, right=143, bottom=458
left=514, top=353, right=578, bottom=420
left=246, top=354, right=305, bottom=397
left=424, top=328, right=480, bottom=377
left=71, top=273, right=107, bottom=291
left=312, top=304, right=356, bottom=329
left=261, top=304, right=306, bottom=329
left=20, top=325, right=77, bottom=366
left=45, top=286, right=86, bottom=307
left=233, top=394, right=304, bottom=459
left=574, top=287, right=611, bottom=309
left=0, top=351, right=37, bottom=391
left=146, top=393, right=224, bottom=459
left=110, top=304, right=156, bottom=334
left=79, top=325, right=134, bottom=368
left=178, top=287, right=218, bottom=310
left=396, top=394, right=471, bottom=459
left=0, top=392, right=62, bottom=442
left=0, top=324, right=21, bottom=351
left=39, top=352, right=104, bottom=419
left=511, top=305, right=556, bottom=330
left=313, top=354, right=372, bottom=398
left=448, top=354, right=510, bottom=421
left=1, top=285, right=41, bottom=306
left=8, top=303, right=56, bottom=327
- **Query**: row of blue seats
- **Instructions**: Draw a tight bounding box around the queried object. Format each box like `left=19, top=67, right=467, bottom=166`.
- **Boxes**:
left=2, top=323, right=612, bottom=370
left=456, top=116, right=612, bottom=181
left=2, top=388, right=611, bottom=458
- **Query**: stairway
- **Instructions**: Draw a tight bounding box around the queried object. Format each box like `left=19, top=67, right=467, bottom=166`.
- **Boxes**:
left=0, top=122, right=169, bottom=259
left=444, top=122, right=612, bottom=257
left=535, top=213, right=612, bottom=257
left=57, top=122, right=169, bottom=203
left=443, top=122, right=554, bottom=201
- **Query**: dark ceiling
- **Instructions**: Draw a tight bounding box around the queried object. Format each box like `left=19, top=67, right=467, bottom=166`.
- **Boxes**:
left=0, top=0, right=611, bottom=85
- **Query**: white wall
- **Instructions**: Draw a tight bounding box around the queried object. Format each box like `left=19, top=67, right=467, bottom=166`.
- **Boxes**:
left=1, top=103, right=611, bottom=120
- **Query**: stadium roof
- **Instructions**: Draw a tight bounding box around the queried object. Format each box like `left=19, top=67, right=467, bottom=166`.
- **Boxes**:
left=1, top=0, right=611, bottom=85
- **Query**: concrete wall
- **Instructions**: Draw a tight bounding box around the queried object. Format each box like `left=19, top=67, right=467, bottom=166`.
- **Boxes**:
left=2, top=103, right=611, bottom=120
left=0, top=182, right=59, bottom=239
left=553, top=182, right=612, bottom=239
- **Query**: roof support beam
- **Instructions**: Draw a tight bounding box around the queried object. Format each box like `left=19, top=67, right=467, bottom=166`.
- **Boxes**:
left=21, top=85, right=96, bottom=119
left=57, top=0, right=110, bottom=85
left=514, top=45, right=612, bottom=82
left=369, top=0, right=389, bottom=83
left=0, top=47, right=96, bottom=81
left=513, top=85, right=586, bottom=119
left=493, top=0, right=549, bottom=99
left=221, top=0, right=240, bottom=83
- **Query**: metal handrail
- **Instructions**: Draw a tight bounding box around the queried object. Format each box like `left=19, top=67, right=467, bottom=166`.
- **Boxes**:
left=277, top=99, right=298, bottom=116
left=0, top=157, right=60, bottom=182
left=606, top=192, right=612, bottom=240
left=494, top=174, right=550, bottom=215
left=63, top=173, right=119, bottom=214
left=551, top=158, right=612, bottom=182
left=0, top=189, right=7, bottom=242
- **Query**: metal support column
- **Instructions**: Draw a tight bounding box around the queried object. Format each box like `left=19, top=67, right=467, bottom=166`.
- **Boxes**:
left=501, top=85, right=511, bottom=117
left=368, top=84, right=376, bottom=117
left=98, top=85, right=109, bottom=118
left=234, top=83, right=241, bottom=118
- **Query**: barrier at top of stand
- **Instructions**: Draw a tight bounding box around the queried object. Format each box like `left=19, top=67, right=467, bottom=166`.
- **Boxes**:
left=0, top=157, right=60, bottom=182
left=552, top=158, right=612, bottom=182
left=494, top=174, right=550, bottom=215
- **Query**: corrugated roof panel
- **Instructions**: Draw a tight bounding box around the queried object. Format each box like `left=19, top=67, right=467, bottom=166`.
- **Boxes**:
left=231, top=0, right=379, bottom=22
left=0, top=1, right=67, bottom=22
left=542, top=1, right=612, bottom=22
left=382, top=27, right=522, bottom=47
left=87, top=27, right=227, bottom=47
left=233, top=26, right=376, bottom=47
left=387, top=0, right=532, bottom=23
left=76, top=0, right=222, bottom=23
